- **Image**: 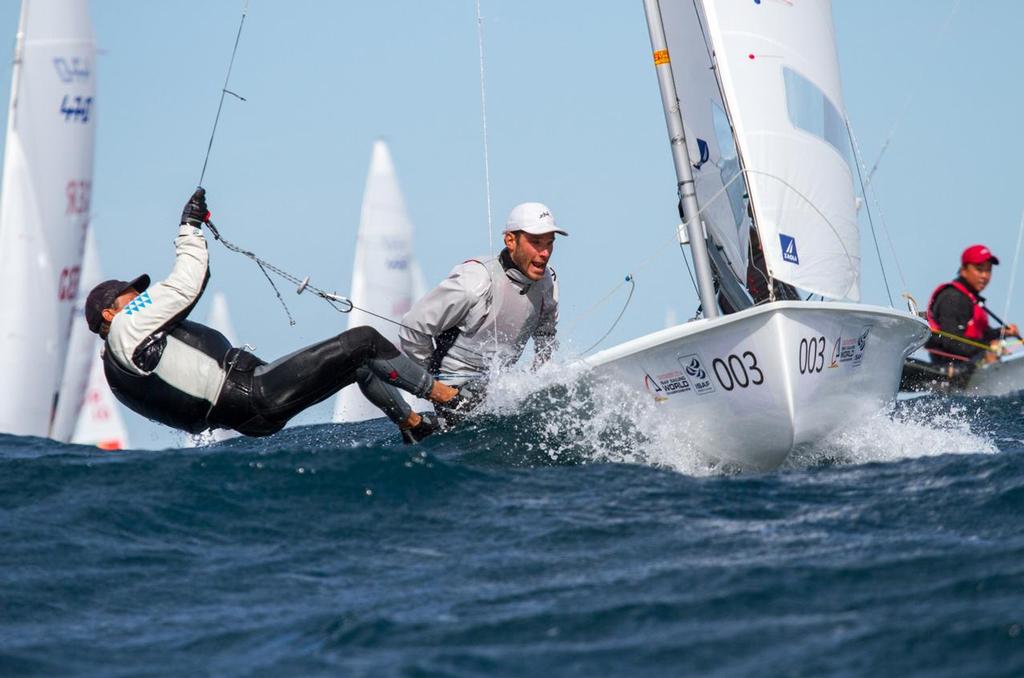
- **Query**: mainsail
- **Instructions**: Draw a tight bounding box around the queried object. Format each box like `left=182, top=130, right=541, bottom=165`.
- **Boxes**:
left=0, top=0, right=96, bottom=436
left=333, top=141, right=430, bottom=423
left=659, top=1, right=752, bottom=291
left=700, top=0, right=859, bottom=300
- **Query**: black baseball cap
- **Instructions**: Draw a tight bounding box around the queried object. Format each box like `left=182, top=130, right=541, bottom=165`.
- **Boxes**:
left=84, top=274, right=151, bottom=334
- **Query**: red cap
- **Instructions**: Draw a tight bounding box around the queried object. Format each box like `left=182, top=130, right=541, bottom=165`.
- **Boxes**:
left=962, top=244, right=1000, bottom=266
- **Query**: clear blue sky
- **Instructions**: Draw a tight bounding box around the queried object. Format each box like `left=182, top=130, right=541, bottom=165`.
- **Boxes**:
left=2, top=1, right=1021, bottom=447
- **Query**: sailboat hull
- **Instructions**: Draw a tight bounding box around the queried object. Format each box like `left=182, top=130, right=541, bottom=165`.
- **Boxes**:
left=584, top=301, right=929, bottom=470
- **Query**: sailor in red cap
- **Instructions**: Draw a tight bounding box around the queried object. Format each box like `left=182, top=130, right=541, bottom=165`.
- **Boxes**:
left=923, top=244, right=1018, bottom=367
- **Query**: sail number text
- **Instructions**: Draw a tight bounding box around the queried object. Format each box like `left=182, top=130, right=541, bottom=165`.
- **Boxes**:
left=799, top=336, right=827, bottom=374
left=60, top=95, right=93, bottom=123
left=57, top=265, right=80, bottom=301
left=712, top=351, right=764, bottom=391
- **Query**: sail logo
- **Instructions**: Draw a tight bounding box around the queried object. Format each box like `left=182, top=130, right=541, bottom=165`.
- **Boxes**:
left=386, top=258, right=408, bottom=270
left=678, top=354, right=715, bottom=395
left=645, top=369, right=691, bottom=399
left=828, top=337, right=841, bottom=368
left=692, top=138, right=710, bottom=170
left=643, top=373, right=669, bottom=403
left=779, top=233, right=799, bottom=264
left=53, top=57, right=90, bottom=83
left=123, top=292, right=153, bottom=316
left=853, top=327, right=870, bottom=367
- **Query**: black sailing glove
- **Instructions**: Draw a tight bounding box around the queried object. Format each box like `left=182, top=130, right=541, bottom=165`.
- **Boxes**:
left=181, top=187, right=210, bottom=226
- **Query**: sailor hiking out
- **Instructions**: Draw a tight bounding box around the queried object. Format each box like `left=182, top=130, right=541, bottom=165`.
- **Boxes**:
left=365, top=202, right=567, bottom=425
left=85, top=189, right=463, bottom=443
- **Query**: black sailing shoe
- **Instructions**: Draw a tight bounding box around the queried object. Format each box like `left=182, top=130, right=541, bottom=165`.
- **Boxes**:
left=401, top=412, right=441, bottom=445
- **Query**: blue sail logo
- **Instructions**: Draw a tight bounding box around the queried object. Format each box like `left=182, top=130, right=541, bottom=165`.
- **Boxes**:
left=692, top=138, right=710, bottom=170
left=779, top=233, right=799, bottom=264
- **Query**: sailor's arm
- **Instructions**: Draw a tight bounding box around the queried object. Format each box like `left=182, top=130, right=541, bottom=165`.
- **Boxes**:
left=532, top=270, right=559, bottom=368
left=107, top=226, right=211, bottom=373
left=400, top=262, right=490, bottom=366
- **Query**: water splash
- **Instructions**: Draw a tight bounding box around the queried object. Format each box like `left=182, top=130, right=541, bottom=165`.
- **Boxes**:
left=463, top=359, right=999, bottom=476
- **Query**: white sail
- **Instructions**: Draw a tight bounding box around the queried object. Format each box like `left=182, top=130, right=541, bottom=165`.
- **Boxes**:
left=333, top=141, right=430, bottom=423
left=0, top=0, right=97, bottom=436
left=71, top=345, right=129, bottom=450
left=51, top=226, right=101, bottom=441
left=701, top=0, right=860, bottom=300
left=206, top=292, right=238, bottom=346
left=659, top=1, right=750, bottom=282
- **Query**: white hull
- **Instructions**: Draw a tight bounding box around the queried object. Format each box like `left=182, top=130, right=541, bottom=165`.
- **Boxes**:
left=584, top=301, right=929, bottom=470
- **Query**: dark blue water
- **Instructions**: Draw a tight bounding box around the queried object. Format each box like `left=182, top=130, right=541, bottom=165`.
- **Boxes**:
left=3, top=394, right=1024, bottom=676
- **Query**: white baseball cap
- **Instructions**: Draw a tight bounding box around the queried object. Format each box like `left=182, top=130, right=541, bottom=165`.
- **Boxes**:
left=503, top=202, right=569, bottom=236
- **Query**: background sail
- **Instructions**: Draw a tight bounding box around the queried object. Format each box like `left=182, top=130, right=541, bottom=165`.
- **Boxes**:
left=333, top=141, right=431, bottom=423
left=51, top=226, right=101, bottom=441
left=701, top=0, right=860, bottom=300
left=71, top=345, right=129, bottom=450
left=659, top=0, right=750, bottom=285
left=0, top=0, right=96, bottom=435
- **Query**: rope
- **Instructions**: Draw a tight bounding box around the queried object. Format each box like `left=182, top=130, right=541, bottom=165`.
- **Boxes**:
left=846, top=121, right=894, bottom=306
left=578, top=275, right=636, bottom=355
left=868, top=0, right=962, bottom=184
left=474, top=1, right=499, bottom=358
left=1000, top=208, right=1024, bottom=341
left=199, top=1, right=249, bottom=186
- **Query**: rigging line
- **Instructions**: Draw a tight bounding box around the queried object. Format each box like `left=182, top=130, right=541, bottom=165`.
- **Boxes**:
left=846, top=122, right=894, bottom=307
left=474, top=0, right=498, bottom=357
left=865, top=0, right=962, bottom=185
left=579, top=275, right=636, bottom=356
left=1000, top=208, right=1024, bottom=341
left=562, top=173, right=745, bottom=336
left=204, top=219, right=495, bottom=358
left=199, top=1, right=249, bottom=187
left=849, top=121, right=908, bottom=291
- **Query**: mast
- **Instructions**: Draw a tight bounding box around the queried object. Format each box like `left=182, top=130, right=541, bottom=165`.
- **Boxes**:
left=642, top=0, right=719, bottom=319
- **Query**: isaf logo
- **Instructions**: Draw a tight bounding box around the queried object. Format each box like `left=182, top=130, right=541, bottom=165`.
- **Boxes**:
left=684, top=357, right=706, bottom=380
left=678, top=353, right=715, bottom=395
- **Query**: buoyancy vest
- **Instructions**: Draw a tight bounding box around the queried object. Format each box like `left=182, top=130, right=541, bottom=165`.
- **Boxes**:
left=432, top=256, right=554, bottom=380
left=102, top=320, right=233, bottom=434
left=926, top=279, right=989, bottom=341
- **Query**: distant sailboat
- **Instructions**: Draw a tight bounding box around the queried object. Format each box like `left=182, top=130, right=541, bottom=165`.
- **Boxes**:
left=71, top=344, right=129, bottom=450
left=0, top=0, right=96, bottom=436
left=332, top=141, right=431, bottom=423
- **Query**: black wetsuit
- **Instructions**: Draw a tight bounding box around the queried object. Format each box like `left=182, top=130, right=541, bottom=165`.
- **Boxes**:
left=102, top=224, right=434, bottom=437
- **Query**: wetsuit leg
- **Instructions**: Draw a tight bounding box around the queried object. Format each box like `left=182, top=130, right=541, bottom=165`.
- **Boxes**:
left=355, top=368, right=421, bottom=423
left=248, top=326, right=433, bottom=430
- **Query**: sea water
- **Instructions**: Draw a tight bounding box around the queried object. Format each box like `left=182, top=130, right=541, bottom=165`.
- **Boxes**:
left=2, top=380, right=1023, bottom=676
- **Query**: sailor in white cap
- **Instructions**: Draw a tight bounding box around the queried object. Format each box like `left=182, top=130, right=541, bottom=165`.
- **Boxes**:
left=397, top=202, right=568, bottom=423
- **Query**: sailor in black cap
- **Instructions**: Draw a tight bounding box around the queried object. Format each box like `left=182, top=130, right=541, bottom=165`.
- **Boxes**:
left=85, top=189, right=459, bottom=442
